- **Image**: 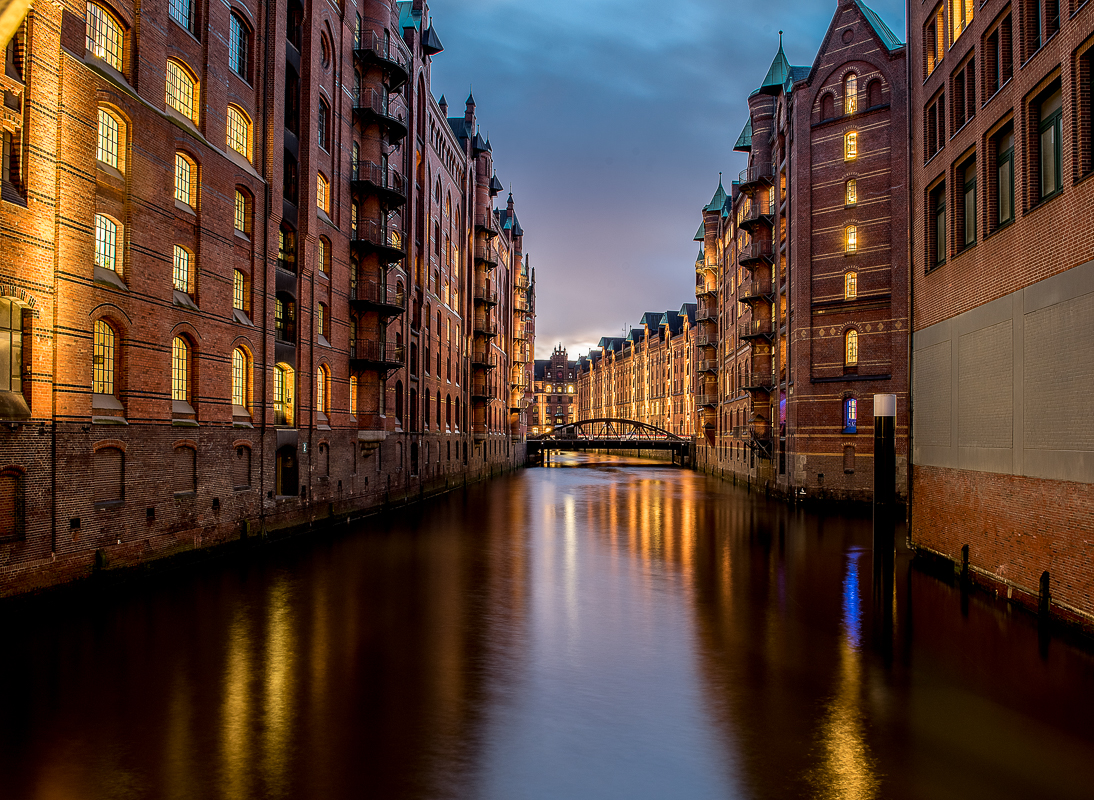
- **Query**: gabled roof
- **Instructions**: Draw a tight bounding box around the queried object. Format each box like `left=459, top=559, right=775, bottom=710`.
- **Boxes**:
left=627, top=328, right=645, bottom=343
left=704, top=178, right=727, bottom=212
left=680, top=302, right=696, bottom=326
left=857, top=0, right=903, bottom=49
left=472, top=131, right=488, bottom=153
left=447, top=116, right=471, bottom=142
left=533, top=360, right=550, bottom=380
left=662, top=310, right=684, bottom=336
left=640, top=311, right=662, bottom=328
left=734, top=118, right=752, bottom=151
left=499, top=208, right=523, bottom=236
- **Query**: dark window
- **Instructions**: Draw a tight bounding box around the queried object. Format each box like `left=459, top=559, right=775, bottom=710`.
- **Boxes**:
left=228, top=13, right=248, bottom=80
left=0, top=470, right=25, bottom=539
left=173, top=446, right=196, bottom=495
left=929, top=182, right=947, bottom=269
left=960, top=158, right=977, bottom=249
left=867, top=79, right=882, bottom=108
left=1034, top=85, right=1063, bottom=202
left=275, top=294, right=296, bottom=342
left=926, top=92, right=945, bottom=159
left=995, top=127, right=1015, bottom=227
left=1026, top=0, right=1042, bottom=57
left=169, top=0, right=196, bottom=35
left=318, top=97, right=330, bottom=151
left=0, top=298, right=23, bottom=396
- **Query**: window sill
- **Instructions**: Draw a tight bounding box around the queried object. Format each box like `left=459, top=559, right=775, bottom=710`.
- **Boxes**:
left=92, top=415, right=128, bottom=426
left=318, top=335, right=331, bottom=348
left=233, top=308, right=254, bottom=326
left=97, top=162, right=124, bottom=183
left=234, top=229, right=250, bottom=242
left=175, top=199, right=197, bottom=216
left=94, top=265, right=127, bottom=291
left=173, top=290, right=199, bottom=311
left=1027, top=188, right=1064, bottom=216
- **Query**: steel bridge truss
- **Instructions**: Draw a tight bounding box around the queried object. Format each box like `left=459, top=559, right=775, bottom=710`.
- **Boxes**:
left=527, top=418, right=690, bottom=456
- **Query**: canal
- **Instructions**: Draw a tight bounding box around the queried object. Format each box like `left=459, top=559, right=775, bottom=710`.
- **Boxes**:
left=2, top=454, right=1093, bottom=799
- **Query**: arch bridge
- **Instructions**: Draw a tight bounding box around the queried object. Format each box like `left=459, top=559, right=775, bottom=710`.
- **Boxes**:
left=528, top=418, right=693, bottom=464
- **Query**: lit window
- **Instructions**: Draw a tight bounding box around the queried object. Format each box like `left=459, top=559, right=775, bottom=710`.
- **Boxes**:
left=845, top=178, right=857, bottom=205
left=97, top=108, right=120, bottom=168
left=844, top=131, right=858, bottom=160
left=232, top=348, right=248, bottom=409
left=92, top=319, right=115, bottom=395
left=845, top=330, right=858, bottom=366
left=845, top=73, right=858, bottom=114
left=950, top=0, right=973, bottom=43
left=233, top=270, right=246, bottom=311
left=175, top=152, right=193, bottom=206
left=94, top=214, right=118, bottom=272
left=166, top=60, right=197, bottom=123
left=317, top=173, right=330, bottom=214
left=843, top=398, right=857, bottom=433
left=228, top=13, right=248, bottom=79
left=349, top=375, right=357, bottom=417
left=226, top=106, right=250, bottom=159
left=172, top=245, right=191, bottom=293
left=318, top=237, right=330, bottom=274
left=845, top=225, right=857, bottom=252
left=85, top=2, right=123, bottom=71
left=0, top=299, right=22, bottom=395
left=171, top=337, right=189, bottom=401
left=234, top=189, right=247, bottom=233
left=274, top=365, right=293, bottom=425
left=316, top=367, right=328, bottom=413
left=844, top=271, right=857, bottom=299
left=317, top=303, right=327, bottom=338
left=168, top=0, right=194, bottom=32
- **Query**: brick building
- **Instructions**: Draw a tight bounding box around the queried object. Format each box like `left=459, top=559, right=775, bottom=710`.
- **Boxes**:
left=0, top=0, right=534, bottom=595
left=574, top=304, right=698, bottom=436
left=907, top=0, right=1094, bottom=622
left=694, top=1, right=909, bottom=502
left=530, top=345, right=577, bottom=433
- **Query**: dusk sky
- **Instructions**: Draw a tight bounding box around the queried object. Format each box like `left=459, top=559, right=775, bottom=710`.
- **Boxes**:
left=426, top=0, right=906, bottom=360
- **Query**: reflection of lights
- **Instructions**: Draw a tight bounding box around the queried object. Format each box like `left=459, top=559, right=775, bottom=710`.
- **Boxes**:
left=263, top=580, right=295, bottom=795
left=221, top=610, right=253, bottom=800
left=842, top=550, right=863, bottom=652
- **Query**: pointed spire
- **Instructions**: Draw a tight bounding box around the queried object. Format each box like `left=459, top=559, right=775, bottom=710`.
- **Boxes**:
left=759, top=34, right=791, bottom=91
left=704, top=173, right=727, bottom=212
left=466, top=86, right=475, bottom=107
left=438, top=94, right=448, bottom=114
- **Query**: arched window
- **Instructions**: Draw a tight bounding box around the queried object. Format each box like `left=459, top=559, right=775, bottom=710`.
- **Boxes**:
left=845, top=179, right=857, bottom=206
left=96, top=108, right=121, bottom=169
left=349, top=375, right=357, bottom=417
left=845, top=330, right=859, bottom=366
left=226, top=105, right=251, bottom=160
left=317, top=302, right=329, bottom=339
left=844, top=271, right=858, bottom=299
left=228, top=12, right=249, bottom=80
left=436, top=391, right=441, bottom=429
left=845, top=225, right=858, bottom=252
left=274, top=363, right=294, bottom=425
left=423, top=388, right=431, bottom=428
left=234, top=188, right=250, bottom=234
left=845, top=73, right=858, bottom=114
left=317, top=172, right=330, bottom=214
left=232, top=347, right=249, bottom=410
left=445, top=193, right=451, bottom=218
left=85, top=2, right=123, bottom=71
left=316, top=365, right=329, bottom=414
left=867, top=79, right=882, bottom=109
left=446, top=394, right=452, bottom=427
left=94, top=214, right=119, bottom=272
left=92, top=319, right=116, bottom=395
left=175, top=152, right=195, bottom=206
left=318, top=97, right=331, bottom=151
left=455, top=396, right=460, bottom=431
left=171, top=336, right=190, bottom=402
left=395, top=380, right=404, bottom=426
left=821, top=93, right=835, bottom=120
left=232, top=270, right=247, bottom=313
left=318, top=236, right=331, bottom=274
left=844, top=131, right=858, bottom=160
left=172, top=245, right=192, bottom=294
left=166, top=59, right=198, bottom=123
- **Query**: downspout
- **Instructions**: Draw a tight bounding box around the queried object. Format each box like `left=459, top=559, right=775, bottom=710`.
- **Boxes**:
left=259, top=0, right=274, bottom=529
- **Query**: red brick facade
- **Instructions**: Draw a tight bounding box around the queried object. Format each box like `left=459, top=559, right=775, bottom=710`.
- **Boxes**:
left=0, top=0, right=535, bottom=596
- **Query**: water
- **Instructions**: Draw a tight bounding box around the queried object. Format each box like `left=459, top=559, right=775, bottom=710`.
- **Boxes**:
left=2, top=454, right=1093, bottom=799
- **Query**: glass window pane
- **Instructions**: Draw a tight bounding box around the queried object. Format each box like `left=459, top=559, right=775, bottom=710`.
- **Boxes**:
left=93, top=319, right=115, bottom=395
left=175, top=153, right=191, bottom=205
left=227, top=107, right=249, bottom=159
left=166, top=61, right=196, bottom=122
left=168, top=0, right=193, bottom=30
left=95, top=214, right=117, bottom=271
left=97, top=109, right=119, bottom=168
left=171, top=338, right=188, bottom=401
left=173, top=245, right=190, bottom=293
left=86, top=2, right=122, bottom=71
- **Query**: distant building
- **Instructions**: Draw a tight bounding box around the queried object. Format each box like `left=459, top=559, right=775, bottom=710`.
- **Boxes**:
left=694, top=0, right=908, bottom=501
left=0, top=0, right=534, bottom=595
left=575, top=305, right=697, bottom=436
left=907, top=0, right=1094, bottom=622
left=531, top=346, right=578, bottom=433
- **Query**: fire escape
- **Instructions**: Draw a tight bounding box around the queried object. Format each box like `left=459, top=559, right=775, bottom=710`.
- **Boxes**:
left=471, top=170, right=503, bottom=441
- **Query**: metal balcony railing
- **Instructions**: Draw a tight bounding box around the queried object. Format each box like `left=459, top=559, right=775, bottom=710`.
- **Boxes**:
left=475, top=241, right=499, bottom=266
left=739, top=319, right=773, bottom=339
left=475, top=212, right=498, bottom=236
left=349, top=340, right=404, bottom=367
left=739, top=239, right=773, bottom=265
left=474, top=283, right=499, bottom=305
left=741, top=194, right=776, bottom=223
left=739, top=279, right=773, bottom=300
left=353, top=220, right=406, bottom=261
left=349, top=280, right=406, bottom=314
left=696, top=394, right=718, bottom=408
left=471, top=350, right=497, bottom=369
left=696, top=303, right=717, bottom=322
left=742, top=371, right=775, bottom=390
left=354, top=31, right=411, bottom=91
left=351, top=160, right=407, bottom=205
left=698, top=359, right=718, bottom=373
left=352, top=89, right=408, bottom=144
left=471, top=379, right=498, bottom=399
left=696, top=332, right=716, bottom=348
left=738, top=163, right=773, bottom=188
left=473, top=315, right=498, bottom=336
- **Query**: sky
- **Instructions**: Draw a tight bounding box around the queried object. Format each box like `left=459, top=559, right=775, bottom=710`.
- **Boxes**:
left=425, top=0, right=906, bottom=360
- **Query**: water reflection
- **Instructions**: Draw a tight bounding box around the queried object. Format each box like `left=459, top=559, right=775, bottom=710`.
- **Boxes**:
left=0, top=454, right=1093, bottom=799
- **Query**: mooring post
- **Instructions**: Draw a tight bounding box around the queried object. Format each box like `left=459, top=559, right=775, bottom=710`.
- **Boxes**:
left=872, top=393, right=897, bottom=656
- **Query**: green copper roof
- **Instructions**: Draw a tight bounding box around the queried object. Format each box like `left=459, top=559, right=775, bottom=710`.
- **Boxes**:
left=694, top=222, right=705, bottom=241
left=857, top=0, right=904, bottom=49
left=704, top=178, right=727, bottom=212
left=760, top=41, right=792, bottom=90
left=734, top=118, right=752, bottom=152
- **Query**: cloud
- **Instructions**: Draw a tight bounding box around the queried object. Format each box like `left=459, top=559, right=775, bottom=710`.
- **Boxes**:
left=424, top=0, right=906, bottom=360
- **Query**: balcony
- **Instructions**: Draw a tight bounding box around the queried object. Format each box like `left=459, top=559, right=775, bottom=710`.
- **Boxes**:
left=352, top=89, right=408, bottom=145
left=738, top=239, right=773, bottom=267
left=349, top=340, right=404, bottom=371
left=696, top=303, right=717, bottom=323
left=474, top=282, right=499, bottom=306
left=738, top=163, right=773, bottom=192
left=354, top=31, right=410, bottom=92
left=512, top=324, right=528, bottom=341
left=352, top=220, right=406, bottom=265
left=739, top=196, right=775, bottom=230
left=475, top=211, right=499, bottom=238
left=750, top=423, right=773, bottom=445
left=350, top=280, right=406, bottom=317
left=739, top=319, right=774, bottom=340
left=695, top=281, right=717, bottom=298
left=696, top=394, right=718, bottom=408
left=471, top=379, right=498, bottom=400
left=698, top=359, right=718, bottom=374
left=474, top=241, right=499, bottom=267
left=742, top=370, right=775, bottom=391
left=350, top=161, right=407, bottom=209
left=696, top=332, right=716, bottom=348
left=739, top=278, right=773, bottom=302
left=473, top=315, right=498, bottom=338
left=471, top=349, right=497, bottom=370
left=514, top=294, right=530, bottom=312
